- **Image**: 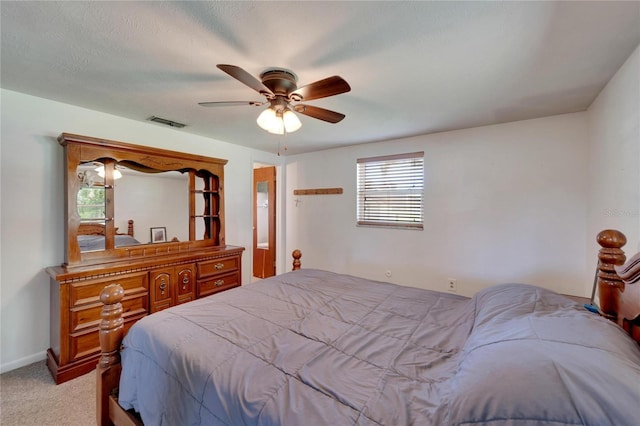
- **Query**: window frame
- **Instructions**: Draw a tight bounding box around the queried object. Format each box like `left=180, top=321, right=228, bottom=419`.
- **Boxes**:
left=356, top=151, right=424, bottom=230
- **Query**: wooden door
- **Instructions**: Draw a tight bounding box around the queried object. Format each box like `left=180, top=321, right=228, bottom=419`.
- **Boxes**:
left=253, top=166, right=276, bottom=278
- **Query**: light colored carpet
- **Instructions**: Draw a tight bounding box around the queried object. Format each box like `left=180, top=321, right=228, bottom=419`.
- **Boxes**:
left=0, top=361, right=95, bottom=425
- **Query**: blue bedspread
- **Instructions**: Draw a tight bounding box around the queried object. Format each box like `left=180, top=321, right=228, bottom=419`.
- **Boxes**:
left=118, top=269, right=640, bottom=425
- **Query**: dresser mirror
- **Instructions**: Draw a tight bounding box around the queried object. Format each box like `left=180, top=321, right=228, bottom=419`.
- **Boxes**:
left=76, top=161, right=190, bottom=251
left=60, top=133, right=227, bottom=266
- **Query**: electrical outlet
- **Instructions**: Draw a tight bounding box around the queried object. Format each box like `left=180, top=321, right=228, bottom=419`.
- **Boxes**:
left=447, top=278, right=457, bottom=292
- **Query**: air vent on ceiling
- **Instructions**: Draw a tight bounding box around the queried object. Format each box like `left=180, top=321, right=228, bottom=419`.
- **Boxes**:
left=148, top=116, right=186, bottom=128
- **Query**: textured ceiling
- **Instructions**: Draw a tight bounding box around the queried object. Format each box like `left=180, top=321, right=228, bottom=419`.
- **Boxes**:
left=2, top=1, right=639, bottom=155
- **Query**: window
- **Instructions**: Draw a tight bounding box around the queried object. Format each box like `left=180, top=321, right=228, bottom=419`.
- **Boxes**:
left=77, top=187, right=106, bottom=219
left=357, top=152, right=424, bottom=229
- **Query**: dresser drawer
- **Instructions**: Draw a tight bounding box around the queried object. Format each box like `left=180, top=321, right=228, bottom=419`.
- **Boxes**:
left=70, top=272, right=148, bottom=307
left=197, top=256, right=239, bottom=279
left=197, top=272, right=240, bottom=298
left=70, top=295, right=147, bottom=333
left=69, top=318, right=137, bottom=362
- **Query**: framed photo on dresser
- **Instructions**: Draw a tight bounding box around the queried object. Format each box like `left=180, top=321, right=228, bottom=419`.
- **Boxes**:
left=150, top=227, right=166, bottom=243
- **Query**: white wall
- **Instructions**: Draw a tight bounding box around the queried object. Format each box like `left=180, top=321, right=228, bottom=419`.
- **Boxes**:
left=115, top=172, right=188, bottom=243
left=587, top=44, right=640, bottom=261
left=0, top=89, right=283, bottom=372
left=286, top=113, right=591, bottom=297
left=284, top=44, right=640, bottom=304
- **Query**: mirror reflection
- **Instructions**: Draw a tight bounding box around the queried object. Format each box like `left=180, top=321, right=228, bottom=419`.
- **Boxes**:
left=76, top=161, right=190, bottom=252
left=256, top=181, right=269, bottom=249
left=76, top=161, right=111, bottom=252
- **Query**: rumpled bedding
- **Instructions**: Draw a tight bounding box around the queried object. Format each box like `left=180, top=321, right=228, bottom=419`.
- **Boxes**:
left=118, top=269, right=640, bottom=425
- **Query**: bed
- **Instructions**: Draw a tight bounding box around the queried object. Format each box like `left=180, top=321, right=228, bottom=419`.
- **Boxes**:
left=78, top=219, right=140, bottom=251
left=96, top=230, right=640, bottom=425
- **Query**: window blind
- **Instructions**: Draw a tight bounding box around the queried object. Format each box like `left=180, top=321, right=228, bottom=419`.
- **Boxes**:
left=357, top=152, right=424, bottom=229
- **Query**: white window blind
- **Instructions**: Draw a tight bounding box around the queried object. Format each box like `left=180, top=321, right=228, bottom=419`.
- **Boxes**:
left=357, top=152, right=424, bottom=229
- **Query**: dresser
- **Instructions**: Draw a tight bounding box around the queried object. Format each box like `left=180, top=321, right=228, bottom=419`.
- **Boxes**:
left=46, top=133, right=245, bottom=383
left=47, top=247, right=243, bottom=384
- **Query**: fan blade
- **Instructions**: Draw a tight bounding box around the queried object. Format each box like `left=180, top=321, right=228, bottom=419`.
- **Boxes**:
left=293, top=104, right=345, bottom=123
left=290, top=76, right=350, bottom=101
left=198, top=101, right=263, bottom=107
left=217, top=64, right=274, bottom=96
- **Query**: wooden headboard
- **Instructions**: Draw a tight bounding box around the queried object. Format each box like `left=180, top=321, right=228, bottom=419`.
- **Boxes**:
left=596, top=229, right=640, bottom=343
left=78, top=219, right=134, bottom=237
left=78, top=222, right=106, bottom=236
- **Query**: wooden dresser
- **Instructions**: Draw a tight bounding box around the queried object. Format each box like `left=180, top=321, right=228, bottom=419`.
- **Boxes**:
left=46, top=133, right=244, bottom=383
left=47, top=246, right=243, bottom=384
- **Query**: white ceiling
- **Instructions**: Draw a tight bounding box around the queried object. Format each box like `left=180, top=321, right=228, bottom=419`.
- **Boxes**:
left=2, top=1, right=639, bottom=155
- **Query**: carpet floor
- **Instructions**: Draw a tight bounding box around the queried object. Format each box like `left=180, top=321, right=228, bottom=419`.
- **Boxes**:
left=0, top=361, right=95, bottom=425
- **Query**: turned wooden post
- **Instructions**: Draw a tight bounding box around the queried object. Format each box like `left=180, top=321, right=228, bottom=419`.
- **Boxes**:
left=596, top=230, right=627, bottom=321
left=292, top=249, right=302, bottom=271
left=98, top=284, right=125, bottom=367
left=96, top=284, right=125, bottom=426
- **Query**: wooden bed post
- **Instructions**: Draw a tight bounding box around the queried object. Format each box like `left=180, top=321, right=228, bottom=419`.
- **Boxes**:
left=97, top=284, right=125, bottom=426
left=292, top=249, right=302, bottom=271
left=596, top=230, right=627, bottom=321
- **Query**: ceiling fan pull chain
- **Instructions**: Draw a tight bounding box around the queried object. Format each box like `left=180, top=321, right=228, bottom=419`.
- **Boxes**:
left=277, top=133, right=289, bottom=157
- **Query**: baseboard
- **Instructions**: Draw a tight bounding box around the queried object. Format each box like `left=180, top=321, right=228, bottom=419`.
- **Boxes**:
left=46, top=348, right=99, bottom=384
left=0, top=351, right=46, bottom=374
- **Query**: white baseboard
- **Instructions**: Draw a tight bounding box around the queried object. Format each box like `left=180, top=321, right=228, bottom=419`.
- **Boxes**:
left=0, top=351, right=46, bottom=374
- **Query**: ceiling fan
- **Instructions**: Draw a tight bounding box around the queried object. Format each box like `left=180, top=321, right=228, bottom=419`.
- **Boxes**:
left=199, top=64, right=351, bottom=134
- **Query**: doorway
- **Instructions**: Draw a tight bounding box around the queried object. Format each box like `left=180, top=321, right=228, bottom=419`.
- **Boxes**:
left=253, top=166, right=276, bottom=279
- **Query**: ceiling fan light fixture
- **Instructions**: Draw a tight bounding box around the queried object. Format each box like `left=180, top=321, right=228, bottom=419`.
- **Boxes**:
left=283, top=109, right=302, bottom=133
left=95, top=165, right=122, bottom=180
left=257, top=107, right=281, bottom=134
left=269, top=116, right=285, bottom=135
left=257, top=106, right=301, bottom=135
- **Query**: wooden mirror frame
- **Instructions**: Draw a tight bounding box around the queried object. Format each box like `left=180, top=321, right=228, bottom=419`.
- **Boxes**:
left=59, top=133, right=228, bottom=266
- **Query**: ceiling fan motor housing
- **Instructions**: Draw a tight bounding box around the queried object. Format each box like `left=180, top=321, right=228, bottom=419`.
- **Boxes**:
left=268, top=97, right=290, bottom=112
left=260, top=68, right=299, bottom=98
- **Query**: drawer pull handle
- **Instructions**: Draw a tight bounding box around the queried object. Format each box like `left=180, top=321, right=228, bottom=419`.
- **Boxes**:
left=214, top=263, right=225, bottom=270
left=214, top=279, right=224, bottom=287
left=182, top=276, right=190, bottom=289
left=159, top=281, right=167, bottom=294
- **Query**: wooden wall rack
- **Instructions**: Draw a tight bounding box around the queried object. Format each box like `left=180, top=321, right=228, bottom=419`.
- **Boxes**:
left=293, top=187, right=343, bottom=195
